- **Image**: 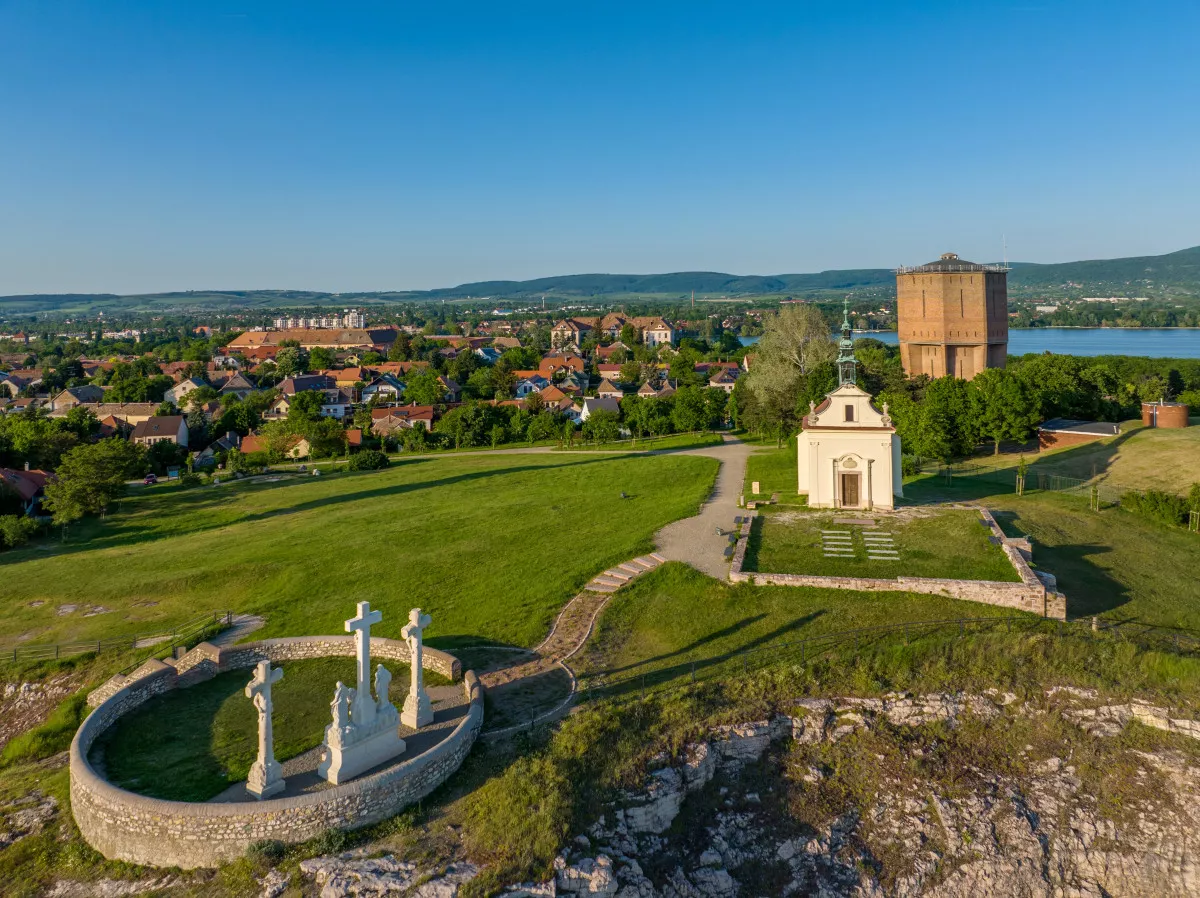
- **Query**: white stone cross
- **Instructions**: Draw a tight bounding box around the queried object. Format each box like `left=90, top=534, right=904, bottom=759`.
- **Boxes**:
left=401, top=607, right=434, bottom=729
left=244, top=660, right=285, bottom=799
left=345, top=600, right=383, bottom=726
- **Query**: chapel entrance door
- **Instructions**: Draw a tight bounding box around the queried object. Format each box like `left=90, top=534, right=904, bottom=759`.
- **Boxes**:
left=840, top=472, right=860, bottom=508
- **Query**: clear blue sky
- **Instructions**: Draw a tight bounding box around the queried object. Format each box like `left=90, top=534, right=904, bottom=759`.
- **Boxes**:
left=2, top=0, right=1197, bottom=294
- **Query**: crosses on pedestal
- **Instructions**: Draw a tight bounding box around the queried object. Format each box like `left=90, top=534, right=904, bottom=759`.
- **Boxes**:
left=245, top=659, right=285, bottom=799
left=345, top=600, right=383, bottom=727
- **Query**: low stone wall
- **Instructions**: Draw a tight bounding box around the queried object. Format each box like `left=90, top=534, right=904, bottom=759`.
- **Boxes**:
left=71, top=639, right=480, bottom=869
left=730, top=508, right=1066, bottom=620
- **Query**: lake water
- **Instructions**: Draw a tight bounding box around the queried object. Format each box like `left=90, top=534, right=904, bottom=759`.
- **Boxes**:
left=739, top=328, right=1200, bottom=359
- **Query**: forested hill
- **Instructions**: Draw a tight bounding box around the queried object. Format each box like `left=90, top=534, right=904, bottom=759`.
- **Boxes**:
left=2, top=246, right=1197, bottom=314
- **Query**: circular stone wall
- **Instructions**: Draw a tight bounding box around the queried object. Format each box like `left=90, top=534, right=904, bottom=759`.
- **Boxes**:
left=70, top=635, right=483, bottom=869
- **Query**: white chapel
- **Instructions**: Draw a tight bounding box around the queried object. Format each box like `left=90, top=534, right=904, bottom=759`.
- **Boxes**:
left=797, top=301, right=903, bottom=510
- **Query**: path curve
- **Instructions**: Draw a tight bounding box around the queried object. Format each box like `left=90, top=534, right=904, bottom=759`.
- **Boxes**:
left=481, top=436, right=755, bottom=736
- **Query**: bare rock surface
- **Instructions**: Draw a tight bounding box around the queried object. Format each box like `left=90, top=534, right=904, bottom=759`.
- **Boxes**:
left=552, top=691, right=1200, bottom=897
left=298, top=852, right=480, bottom=897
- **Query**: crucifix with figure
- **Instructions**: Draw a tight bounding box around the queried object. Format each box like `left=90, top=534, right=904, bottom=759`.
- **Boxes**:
left=245, top=660, right=285, bottom=799
left=401, top=607, right=434, bottom=729
left=346, top=601, right=382, bottom=727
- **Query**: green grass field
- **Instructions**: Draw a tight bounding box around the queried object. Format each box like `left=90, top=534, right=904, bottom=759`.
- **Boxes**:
left=742, top=439, right=802, bottom=505
left=963, top=419, right=1200, bottom=495
left=744, top=507, right=1020, bottom=581
left=0, top=452, right=718, bottom=651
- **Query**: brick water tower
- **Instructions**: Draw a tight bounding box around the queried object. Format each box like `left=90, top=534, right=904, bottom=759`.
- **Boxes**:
left=895, top=252, right=1010, bottom=380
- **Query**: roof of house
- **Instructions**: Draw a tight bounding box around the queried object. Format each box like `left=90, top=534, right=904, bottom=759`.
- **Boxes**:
left=277, top=374, right=336, bottom=395
left=1038, top=418, right=1121, bottom=436
left=540, top=385, right=568, bottom=402
left=583, top=396, right=621, bottom=414
left=55, top=385, right=106, bottom=403
left=709, top=367, right=740, bottom=385
left=239, top=434, right=268, bottom=454
left=596, top=379, right=625, bottom=395
left=346, top=428, right=363, bottom=447
left=0, top=468, right=52, bottom=502
left=131, top=416, right=185, bottom=440
left=218, top=372, right=256, bottom=393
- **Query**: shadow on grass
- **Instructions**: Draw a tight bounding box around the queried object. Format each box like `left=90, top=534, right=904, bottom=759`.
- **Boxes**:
left=593, top=611, right=826, bottom=696
left=7, top=455, right=627, bottom=563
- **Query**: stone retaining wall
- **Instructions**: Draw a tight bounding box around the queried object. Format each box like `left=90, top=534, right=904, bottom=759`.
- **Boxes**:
left=71, top=638, right=480, bottom=869
left=729, top=509, right=1066, bottom=620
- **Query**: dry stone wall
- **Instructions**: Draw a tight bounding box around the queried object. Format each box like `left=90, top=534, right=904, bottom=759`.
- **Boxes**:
left=729, top=508, right=1067, bottom=620
left=71, top=638, right=480, bottom=869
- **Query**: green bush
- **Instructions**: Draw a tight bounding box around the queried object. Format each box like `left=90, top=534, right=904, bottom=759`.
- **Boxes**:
left=0, top=691, right=89, bottom=767
left=1122, top=489, right=1190, bottom=527
left=179, top=472, right=203, bottom=489
left=346, top=449, right=390, bottom=471
left=1177, top=389, right=1200, bottom=415
left=900, top=454, right=925, bottom=477
left=0, top=515, right=40, bottom=550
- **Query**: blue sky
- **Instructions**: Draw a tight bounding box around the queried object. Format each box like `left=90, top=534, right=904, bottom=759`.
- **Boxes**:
left=1, top=0, right=1197, bottom=294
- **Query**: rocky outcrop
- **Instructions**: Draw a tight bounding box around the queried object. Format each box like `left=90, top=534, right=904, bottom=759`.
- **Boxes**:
left=553, top=691, right=1200, bottom=897
left=0, top=676, right=78, bottom=748
left=298, top=852, right=480, bottom=897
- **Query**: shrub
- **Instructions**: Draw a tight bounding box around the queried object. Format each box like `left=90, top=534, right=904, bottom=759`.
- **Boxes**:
left=1122, top=489, right=1190, bottom=527
left=0, top=515, right=40, bottom=550
left=1177, top=389, right=1200, bottom=415
left=900, top=454, right=925, bottom=477
left=0, top=691, right=89, bottom=767
left=346, top=449, right=389, bottom=471
left=179, top=472, right=203, bottom=489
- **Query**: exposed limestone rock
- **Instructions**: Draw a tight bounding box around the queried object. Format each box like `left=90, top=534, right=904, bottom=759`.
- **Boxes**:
left=552, top=692, right=1200, bottom=898
left=46, top=878, right=180, bottom=897
left=0, top=790, right=58, bottom=849
left=298, top=853, right=480, bottom=897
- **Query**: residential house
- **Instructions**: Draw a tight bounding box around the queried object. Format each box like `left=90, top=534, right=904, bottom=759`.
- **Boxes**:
left=742, top=353, right=756, bottom=372
left=97, top=414, right=132, bottom=438
left=580, top=396, right=621, bottom=422
left=194, top=432, right=240, bottom=467
left=515, top=375, right=550, bottom=398
left=550, top=318, right=593, bottom=349
left=1, top=372, right=41, bottom=398
left=372, top=361, right=430, bottom=377
left=594, top=341, right=630, bottom=360
left=267, top=386, right=354, bottom=420
left=492, top=336, right=522, bottom=350
left=638, top=379, right=677, bottom=400
left=131, top=415, right=189, bottom=448
left=438, top=376, right=462, bottom=402
left=596, top=315, right=675, bottom=346
left=538, top=353, right=586, bottom=378
left=50, top=385, right=106, bottom=412
left=224, top=326, right=398, bottom=354
left=66, top=402, right=159, bottom=425
left=160, top=361, right=195, bottom=381
left=475, top=347, right=502, bottom=364
left=346, top=428, right=364, bottom=449
left=1, top=398, right=41, bottom=415
left=596, top=379, right=626, bottom=400
left=539, top=385, right=569, bottom=404
left=370, top=405, right=435, bottom=435
left=241, top=433, right=311, bottom=459
left=216, top=372, right=256, bottom=401
left=549, top=396, right=582, bottom=422
left=360, top=374, right=405, bottom=403
left=319, top=367, right=368, bottom=387
left=0, top=467, right=53, bottom=516
left=164, top=377, right=208, bottom=407
left=707, top=367, right=740, bottom=394
left=276, top=374, right=336, bottom=396
left=597, top=363, right=624, bottom=382
left=558, top=371, right=590, bottom=394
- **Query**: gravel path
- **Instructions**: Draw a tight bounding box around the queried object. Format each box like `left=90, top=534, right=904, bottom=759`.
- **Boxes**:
left=654, top=436, right=755, bottom=579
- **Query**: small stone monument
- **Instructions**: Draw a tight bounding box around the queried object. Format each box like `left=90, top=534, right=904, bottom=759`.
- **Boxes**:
left=317, top=601, right=406, bottom=785
left=401, top=607, right=434, bottom=729
left=752, top=481, right=760, bottom=495
left=245, top=660, right=285, bottom=799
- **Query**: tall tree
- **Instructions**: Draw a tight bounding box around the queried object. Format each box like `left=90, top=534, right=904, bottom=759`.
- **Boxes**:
left=745, top=304, right=835, bottom=445
left=43, top=439, right=144, bottom=525
left=969, top=368, right=1041, bottom=454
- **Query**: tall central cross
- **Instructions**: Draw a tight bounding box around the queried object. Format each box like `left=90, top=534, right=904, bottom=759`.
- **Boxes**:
left=245, top=659, right=285, bottom=799
left=345, top=600, right=383, bottom=725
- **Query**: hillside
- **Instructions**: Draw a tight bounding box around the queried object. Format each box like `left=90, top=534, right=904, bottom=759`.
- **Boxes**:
left=2, top=246, right=1198, bottom=314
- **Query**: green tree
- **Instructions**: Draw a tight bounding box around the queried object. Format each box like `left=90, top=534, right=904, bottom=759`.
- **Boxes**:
left=745, top=304, right=835, bottom=446
left=274, top=346, right=307, bottom=378
left=404, top=371, right=445, bottom=406
left=388, top=333, right=412, bottom=361
left=582, top=409, right=620, bottom=443
left=42, top=439, right=144, bottom=525
left=309, top=346, right=337, bottom=370
left=969, top=368, right=1041, bottom=455
left=619, top=360, right=642, bottom=384
left=670, top=386, right=708, bottom=432
left=913, top=377, right=976, bottom=461
left=287, top=390, right=326, bottom=422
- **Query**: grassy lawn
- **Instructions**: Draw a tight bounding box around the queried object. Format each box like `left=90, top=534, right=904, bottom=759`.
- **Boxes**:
left=93, top=657, right=452, bottom=801
left=574, top=562, right=1018, bottom=692
left=742, top=441, right=802, bottom=505
left=0, top=453, right=718, bottom=651
left=743, top=507, right=1020, bottom=582
left=958, top=419, right=1200, bottom=495
left=905, top=474, right=1200, bottom=629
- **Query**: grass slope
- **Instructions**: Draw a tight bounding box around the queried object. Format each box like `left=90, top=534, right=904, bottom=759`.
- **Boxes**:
left=742, top=439, right=802, bottom=505
left=0, top=453, right=718, bottom=650
left=744, top=508, right=1020, bottom=581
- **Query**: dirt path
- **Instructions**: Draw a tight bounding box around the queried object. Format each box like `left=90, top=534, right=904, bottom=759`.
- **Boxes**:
left=481, top=437, right=757, bottom=735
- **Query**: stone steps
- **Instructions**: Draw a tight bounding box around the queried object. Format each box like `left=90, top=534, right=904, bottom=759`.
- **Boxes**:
left=605, top=569, right=632, bottom=581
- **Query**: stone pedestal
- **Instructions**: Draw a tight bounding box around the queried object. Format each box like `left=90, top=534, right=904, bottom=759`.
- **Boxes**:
left=401, top=689, right=433, bottom=729
left=317, top=702, right=406, bottom=785
left=246, top=758, right=285, bottom=799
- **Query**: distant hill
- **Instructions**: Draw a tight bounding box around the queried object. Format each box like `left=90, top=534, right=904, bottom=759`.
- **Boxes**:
left=2, top=246, right=1197, bottom=314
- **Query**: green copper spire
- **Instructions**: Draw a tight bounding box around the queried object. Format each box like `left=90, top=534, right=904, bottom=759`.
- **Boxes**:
left=836, top=297, right=857, bottom=386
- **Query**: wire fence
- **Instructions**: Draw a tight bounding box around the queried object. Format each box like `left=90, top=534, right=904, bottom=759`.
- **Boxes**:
left=918, top=460, right=1140, bottom=510
left=2, top=610, right=233, bottom=665
left=576, top=615, right=1200, bottom=705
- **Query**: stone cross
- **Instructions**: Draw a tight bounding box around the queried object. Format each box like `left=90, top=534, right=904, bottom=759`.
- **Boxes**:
left=244, top=660, right=285, bottom=799
left=345, top=601, right=382, bottom=726
left=401, top=607, right=434, bottom=729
